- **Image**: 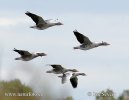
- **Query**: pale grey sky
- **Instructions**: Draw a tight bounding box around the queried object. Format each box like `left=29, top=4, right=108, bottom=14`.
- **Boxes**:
left=0, top=0, right=129, bottom=100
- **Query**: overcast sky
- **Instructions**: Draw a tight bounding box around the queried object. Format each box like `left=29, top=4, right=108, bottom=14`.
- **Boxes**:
left=0, top=0, right=129, bottom=100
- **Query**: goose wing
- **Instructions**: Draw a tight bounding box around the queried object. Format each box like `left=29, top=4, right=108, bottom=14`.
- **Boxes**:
left=70, top=76, right=78, bottom=88
left=13, top=48, right=32, bottom=56
left=50, top=64, right=64, bottom=70
left=58, top=73, right=68, bottom=84
left=73, top=30, right=92, bottom=45
left=25, top=11, right=46, bottom=25
left=62, top=76, right=67, bottom=84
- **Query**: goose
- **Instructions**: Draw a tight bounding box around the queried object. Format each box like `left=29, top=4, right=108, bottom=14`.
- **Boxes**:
left=70, top=73, right=86, bottom=88
left=25, top=11, right=63, bottom=30
left=46, top=64, right=78, bottom=74
left=58, top=73, right=70, bottom=84
left=13, top=48, right=47, bottom=61
left=73, top=30, right=110, bottom=50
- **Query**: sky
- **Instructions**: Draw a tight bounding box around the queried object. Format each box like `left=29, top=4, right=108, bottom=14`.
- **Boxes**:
left=0, top=0, right=129, bottom=100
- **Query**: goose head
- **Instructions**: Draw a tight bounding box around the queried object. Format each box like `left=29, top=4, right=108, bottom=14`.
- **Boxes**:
left=55, top=22, right=63, bottom=25
left=72, top=73, right=76, bottom=76
left=36, top=53, right=47, bottom=57
left=72, top=72, right=86, bottom=76
left=79, top=73, right=86, bottom=76
left=70, top=69, right=79, bottom=72
left=101, top=41, right=110, bottom=46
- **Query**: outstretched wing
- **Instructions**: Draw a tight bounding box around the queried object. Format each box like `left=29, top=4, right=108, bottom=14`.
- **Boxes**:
left=61, top=75, right=67, bottom=84
left=58, top=73, right=70, bottom=84
left=25, top=11, right=46, bottom=25
left=73, top=30, right=92, bottom=45
left=13, top=48, right=32, bottom=56
left=70, top=76, right=78, bottom=88
left=50, top=64, right=64, bottom=70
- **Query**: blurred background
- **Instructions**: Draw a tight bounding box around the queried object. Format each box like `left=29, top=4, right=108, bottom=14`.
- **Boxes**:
left=0, top=0, right=129, bottom=100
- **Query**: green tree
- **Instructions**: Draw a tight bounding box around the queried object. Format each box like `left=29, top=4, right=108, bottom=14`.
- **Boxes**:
left=0, top=79, right=41, bottom=100
left=118, top=90, right=129, bottom=100
left=66, top=96, right=74, bottom=100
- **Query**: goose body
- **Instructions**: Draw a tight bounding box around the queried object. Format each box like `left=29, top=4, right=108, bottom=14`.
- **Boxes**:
left=70, top=73, right=86, bottom=88
left=46, top=64, right=78, bottom=74
left=73, top=30, right=110, bottom=50
left=25, top=11, right=63, bottom=30
left=13, top=48, right=46, bottom=61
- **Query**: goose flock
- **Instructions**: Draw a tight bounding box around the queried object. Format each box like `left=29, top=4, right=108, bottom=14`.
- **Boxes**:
left=13, top=11, right=110, bottom=88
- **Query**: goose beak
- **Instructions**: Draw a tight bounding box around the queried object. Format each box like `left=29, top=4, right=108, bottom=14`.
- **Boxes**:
left=107, top=43, right=110, bottom=45
left=37, top=53, right=47, bottom=57
left=41, top=53, right=47, bottom=56
left=58, top=22, right=63, bottom=25
left=105, top=43, right=110, bottom=46
left=60, top=22, right=63, bottom=25
left=102, top=41, right=110, bottom=46
left=83, top=73, right=87, bottom=76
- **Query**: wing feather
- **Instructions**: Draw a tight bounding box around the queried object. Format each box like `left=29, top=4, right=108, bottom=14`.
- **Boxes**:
left=73, top=30, right=92, bottom=45
left=70, top=77, right=78, bottom=88
left=13, top=48, right=32, bottom=56
left=50, top=64, right=64, bottom=70
left=25, top=11, right=46, bottom=25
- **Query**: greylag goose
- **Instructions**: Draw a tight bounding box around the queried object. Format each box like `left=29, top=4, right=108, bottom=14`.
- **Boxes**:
left=13, top=48, right=47, bottom=61
left=70, top=73, right=86, bottom=88
left=25, top=11, right=63, bottom=30
left=46, top=64, right=78, bottom=74
left=73, top=30, right=110, bottom=50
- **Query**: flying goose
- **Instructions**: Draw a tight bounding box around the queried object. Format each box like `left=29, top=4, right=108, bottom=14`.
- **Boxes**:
left=73, top=30, right=110, bottom=50
left=58, top=73, right=70, bottom=84
left=13, top=48, right=47, bottom=61
left=46, top=64, right=78, bottom=74
left=25, top=11, right=63, bottom=30
left=70, top=73, right=86, bottom=88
